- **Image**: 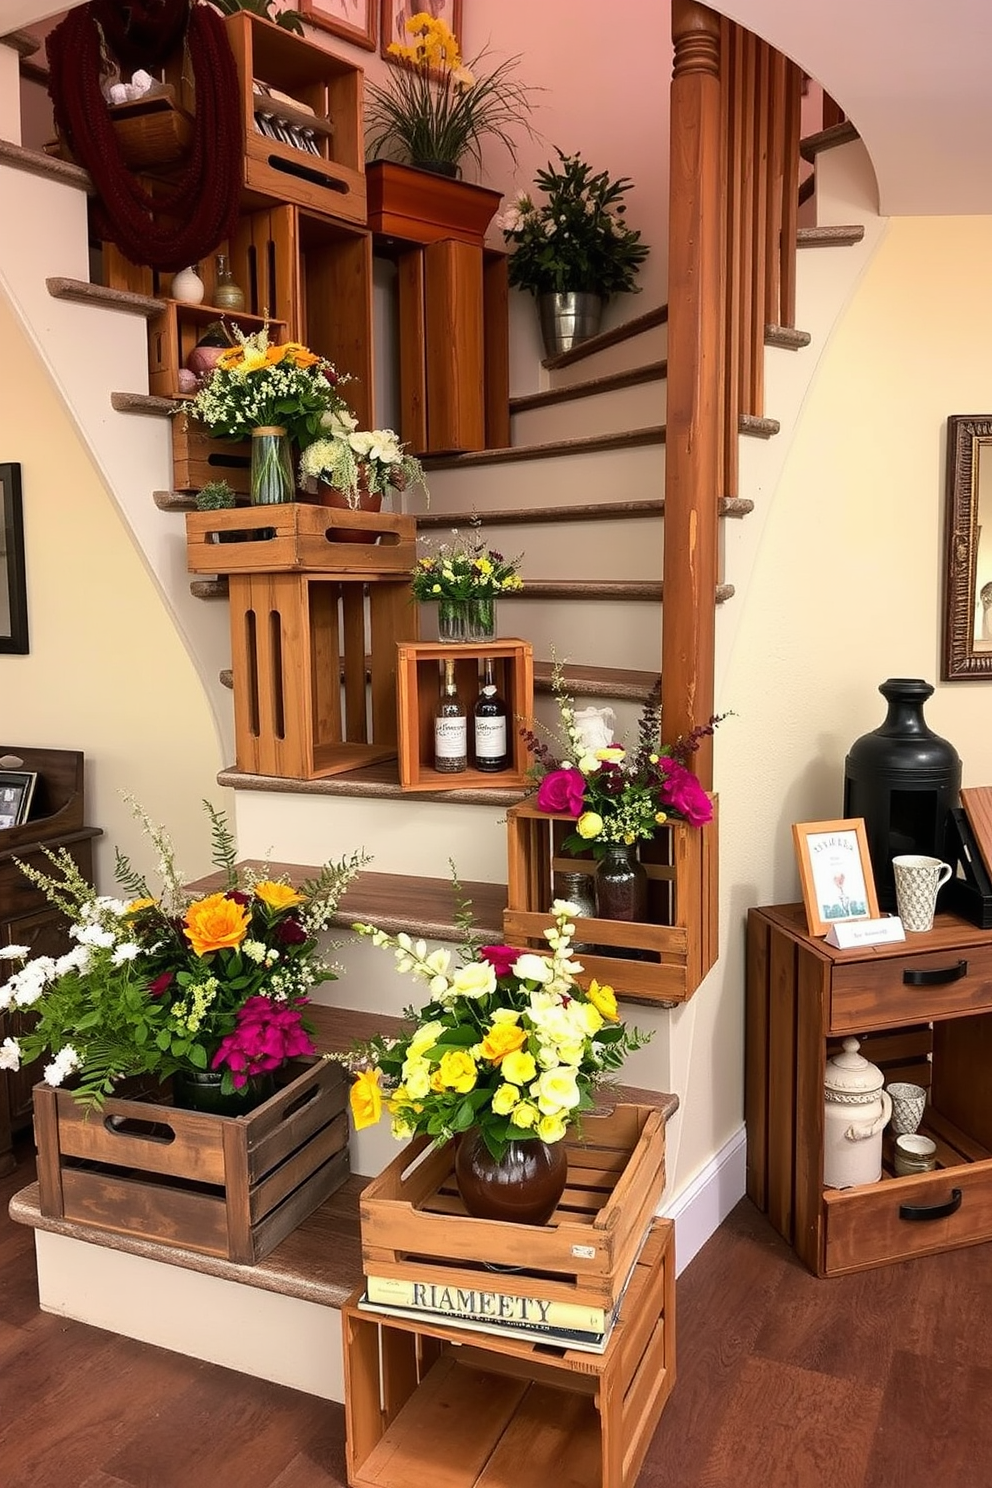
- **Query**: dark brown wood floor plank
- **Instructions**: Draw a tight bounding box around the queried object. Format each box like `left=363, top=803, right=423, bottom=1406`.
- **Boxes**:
left=863, top=1350, right=992, bottom=1488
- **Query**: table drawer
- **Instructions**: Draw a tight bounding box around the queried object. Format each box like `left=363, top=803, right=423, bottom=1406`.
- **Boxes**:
left=830, top=942, right=992, bottom=1032
left=822, top=1159, right=992, bottom=1274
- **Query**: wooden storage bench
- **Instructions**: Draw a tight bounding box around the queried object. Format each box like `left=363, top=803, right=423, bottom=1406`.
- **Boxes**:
left=358, top=1103, right=671, bottom=1313
left=32, top=1057, right=349, bottom=1264
left=343, top=1218, right=675, bottom=1488
left=503, top=798, right=719, bottom=1006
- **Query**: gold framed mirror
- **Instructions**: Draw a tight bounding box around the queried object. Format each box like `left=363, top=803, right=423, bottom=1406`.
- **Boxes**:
left=943, top=415, right=992, bottom=680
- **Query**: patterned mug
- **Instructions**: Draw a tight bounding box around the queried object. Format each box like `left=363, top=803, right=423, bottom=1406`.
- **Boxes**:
left=892, top=854, right=953, bottom=932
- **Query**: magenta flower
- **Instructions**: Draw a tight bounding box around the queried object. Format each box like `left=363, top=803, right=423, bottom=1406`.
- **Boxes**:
left=536, top=768, right=587, bottom=817
left=148, top=971, right=174, bottom=997
left=211, top=996, right=315, bottom=1087
left=478, top=944, right=520, bottom=978
left=276, top=916, right=308, bottom=946
left=658, top=761, right=712, bottom=826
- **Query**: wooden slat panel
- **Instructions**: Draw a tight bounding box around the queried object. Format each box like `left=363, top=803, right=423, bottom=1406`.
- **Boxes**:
left=723, top=21, right=744, bottom=502
left=766, top=928, right=797, bottom=1242
left=482, top=251, right=510, bottom=450
left=397, top=249, right=428, bottom=453
left=794, top=947, right=828, bottom=1275
left=780, top=62, right=802, bottom=328
left=748, top=39, right=770, bottom=416
left=765, top=50, right=787, bottom=331
left=424, top=238, right=485, bottom=452
left=737, top=29, right=756, bottom=417
left=745, top=910, right=770, bottom=1210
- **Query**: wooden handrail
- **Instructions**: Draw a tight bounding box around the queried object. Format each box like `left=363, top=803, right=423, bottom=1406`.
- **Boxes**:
left=663, top=2, right=803, bottom=783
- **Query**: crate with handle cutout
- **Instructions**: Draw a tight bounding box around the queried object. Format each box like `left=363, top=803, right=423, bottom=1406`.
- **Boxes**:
left=32, top=1057, right=349, bottom=1264
left=186, top=505, right=417, bottom=575
left=502, top=797, right=719, bottom=1005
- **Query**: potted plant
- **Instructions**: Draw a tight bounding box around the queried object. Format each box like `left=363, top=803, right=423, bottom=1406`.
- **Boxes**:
left=0, top=799, right=368, bottom=1112
left=182, top=326, right=354, bottom=506
left=410, top=527, right=523, bottom=642
left=498, top=150, right=651, bottom=357
left=346, top=900, right=651, bottom=1224
left=365, top=11, right=536, bottom=179
left=298, top=412, right=427, bottom=544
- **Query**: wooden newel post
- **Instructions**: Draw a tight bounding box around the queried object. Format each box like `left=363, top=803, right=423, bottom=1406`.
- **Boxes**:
left=663, top=0, right=722, bottom=788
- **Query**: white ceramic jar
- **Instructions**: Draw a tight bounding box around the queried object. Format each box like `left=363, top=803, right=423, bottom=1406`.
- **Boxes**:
left=823, top=1037, right=892, bottom=1188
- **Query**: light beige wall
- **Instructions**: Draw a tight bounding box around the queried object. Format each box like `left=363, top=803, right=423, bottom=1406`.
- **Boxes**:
left=681, top=215, right=992, bottom=1184
left=0, top=289, right=227, bottom=887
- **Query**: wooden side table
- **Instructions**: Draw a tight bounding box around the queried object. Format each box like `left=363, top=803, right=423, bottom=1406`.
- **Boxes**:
left=746, top=902, right=992, bottom=1276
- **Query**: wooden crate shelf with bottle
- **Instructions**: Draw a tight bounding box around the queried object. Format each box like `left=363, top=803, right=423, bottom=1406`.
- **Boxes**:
left=224, top=10, right=365, bottom=225
left=343, top=1217, right=675, bottom=1488
left=502, top=799, right=719, bottom=1006
left=229, top=568, right=418, bottom=780
left=148, top=301, right=287, bottom=400
left=395, top=639, right=534, bottom=791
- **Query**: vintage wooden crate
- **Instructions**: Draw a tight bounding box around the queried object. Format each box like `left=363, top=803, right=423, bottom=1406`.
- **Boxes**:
left=396, top=638, right=534, bottom=790
left=148, top=303, right=286, bottom=400
left=503, top=797, right=719, bottom=1006
left=172, top=417, right=251, bottom=496
left=344, top=1218, right=675, bottom=1488
left=230, top=569, right=418, bottom=779
left=358, top=1104, right=668, bottom=1313
left=32, top=1057, right=349, bottom=1264
left=186, top=504, right=417, bottom=575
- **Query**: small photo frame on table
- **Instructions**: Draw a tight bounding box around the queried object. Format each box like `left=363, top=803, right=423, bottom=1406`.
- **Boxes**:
left=300, top=0, right=377, bottom=50
left=792, top=817, right=880, bottom=937
left=379, top=0, right=463, bottom=58
left=0, top=770, right=37, bottom=830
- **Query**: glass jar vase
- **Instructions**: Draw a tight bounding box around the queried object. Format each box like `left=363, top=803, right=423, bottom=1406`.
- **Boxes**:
left=250, top=426, right=294, bottom=506
left=435, top=596, right=497, bottom=644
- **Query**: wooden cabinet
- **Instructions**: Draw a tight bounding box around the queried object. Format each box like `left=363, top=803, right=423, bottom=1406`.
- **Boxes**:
left=746, top=902, right=992, bottom=1276
left=0, top=747, right=100, bottom=1174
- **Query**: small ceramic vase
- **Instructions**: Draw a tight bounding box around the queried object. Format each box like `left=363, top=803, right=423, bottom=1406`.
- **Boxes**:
left=171, top=264, right=205, bottom=305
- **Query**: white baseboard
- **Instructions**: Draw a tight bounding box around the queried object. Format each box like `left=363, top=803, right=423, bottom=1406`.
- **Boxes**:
left=661, top=1124, right=747, bottom=1275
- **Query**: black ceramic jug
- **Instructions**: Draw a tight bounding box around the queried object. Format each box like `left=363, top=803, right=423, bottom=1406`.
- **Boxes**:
left=843, top=678, right=961, bottom=912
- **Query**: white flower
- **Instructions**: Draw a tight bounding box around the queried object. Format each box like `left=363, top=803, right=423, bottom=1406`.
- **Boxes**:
left=0, top=1037, right=20, bottom=1070
left=0, top=944, right=30, bottom=961
left=111, top=942, right=141, bottom=966
left=72, top=922, right=115, bottom=949
left=55, top=945, right=92, bottom=977
left=512, top=953, right=554, bottom=985
left=533, top=1065, right=581, bottom=1115
left=450, top=962, right=498, bottom=999
left=43, top=1044, right=81, bottom=1087
left=320, top=406, right=358, bottom=435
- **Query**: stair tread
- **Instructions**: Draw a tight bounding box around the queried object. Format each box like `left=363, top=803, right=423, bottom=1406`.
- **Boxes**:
left=0, top=137, right=92, bottom=192
left=198, top=576, right=734, bottom=602
left=417, top=499, right=665, bottom=528
left=800, top=119, right=860, bottom=163
left=542, top=304, right=669, bottom=373
left=423, top=426, right=666, bottom=471
left=112, top=391, right=174, bottom=414
left=155, top=490, right=196, bottom=512
left=48, top=276, right=162, bottom=317
left=510, top=361, right=667, bottom=415
left=217, top=759, right=527, bottom=808
left=2, top=30, right=41, bottom=58
left=796, top=224, right=866, bottom=248
left=534, top=660, right=659, bottom=703
left=765, top=323, right=812, bottom=349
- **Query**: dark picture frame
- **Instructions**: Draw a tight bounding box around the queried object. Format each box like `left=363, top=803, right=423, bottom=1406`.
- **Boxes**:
left=0, top=770, right=37, bottom=829
left=379, top=0, right=463, bottom=59
left=300, top=0, right=377, bottom=50
left=0, top=463, right=28, bottom=655
left=943, top=415, right=992, bottom=680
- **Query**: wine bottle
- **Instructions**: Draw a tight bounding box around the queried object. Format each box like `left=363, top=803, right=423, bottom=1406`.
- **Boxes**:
left=473, top=657, right=509, bottom=772
left=435, top=659, right=467, bottom=774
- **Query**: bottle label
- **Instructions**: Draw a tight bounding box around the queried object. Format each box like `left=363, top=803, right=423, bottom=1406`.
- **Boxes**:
left=435, top=718, right=468, bottom=759
left=475, top=717, right=507, bottom=759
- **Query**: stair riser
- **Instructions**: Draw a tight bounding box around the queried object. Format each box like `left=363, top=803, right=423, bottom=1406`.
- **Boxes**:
left=426, top=515, right=665, bottom=582
left=547, top=320, right=669, bottom=385
left=504, top=598, right=663, bottom=674
left=419, top=443, right=664, bottom=511
left=511, top=378, right=666, bottom=444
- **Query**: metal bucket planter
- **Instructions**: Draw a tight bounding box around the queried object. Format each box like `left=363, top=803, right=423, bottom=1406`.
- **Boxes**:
left=538, top=291, right=605, bottom=357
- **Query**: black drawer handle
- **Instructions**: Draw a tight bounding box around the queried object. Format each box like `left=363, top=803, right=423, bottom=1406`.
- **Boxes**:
left=903, top=959, right=968, bottom=986
left=899, top=1188, right=962, bottom=1222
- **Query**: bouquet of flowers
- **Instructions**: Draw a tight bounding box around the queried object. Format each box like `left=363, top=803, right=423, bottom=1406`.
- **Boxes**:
left=525, top=668, right=720, bottom=855
left=348, top=901, right=650, bottom=1161
left=498, top=149, right=650, bottom=299
left=410, top=528, right=523, bottom=600
left=299, top=410, right=427, bottom=508
left=0, top=800, right=367, bottom=1109
left=183, top=326, right=353, bottom=450
left=366, top=11, right=537, bottom=174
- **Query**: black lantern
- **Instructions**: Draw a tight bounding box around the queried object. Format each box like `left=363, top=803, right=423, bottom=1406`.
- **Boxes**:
left=843, top=678, right=961, bottom=912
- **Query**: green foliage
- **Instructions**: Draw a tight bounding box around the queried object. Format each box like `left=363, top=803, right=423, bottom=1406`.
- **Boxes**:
left=499, top=150, right=650, bottom=299
left=195, top=480, right=237, bottom=511
left=209, top=0, right=304, bottom=35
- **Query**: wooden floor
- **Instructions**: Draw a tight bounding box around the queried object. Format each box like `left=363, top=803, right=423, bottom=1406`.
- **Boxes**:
left=2, top=1131, right=991, bottom=1488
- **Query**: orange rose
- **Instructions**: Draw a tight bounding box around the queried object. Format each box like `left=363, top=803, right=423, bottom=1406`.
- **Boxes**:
left=254, top=880, right=304, bottom=912
left=479, top=1022, right=526, bottom=1064
left=183, top=893, right=250, bottom=956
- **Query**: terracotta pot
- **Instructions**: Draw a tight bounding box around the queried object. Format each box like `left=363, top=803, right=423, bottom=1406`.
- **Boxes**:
left=317, top=476, right=383, bottom=543
left=454, top=1130, right=569, bottom=1225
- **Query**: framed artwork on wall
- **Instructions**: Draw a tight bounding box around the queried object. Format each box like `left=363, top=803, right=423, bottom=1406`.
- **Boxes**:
left=792, top=817, right=880, bottom=937
left=379, top=0, right=463, bottom=57
left=300, top=0, right=377, bottom=51
left=0, top=463, right=28, bottom=656
left=942, top=414, right=992, bottom=679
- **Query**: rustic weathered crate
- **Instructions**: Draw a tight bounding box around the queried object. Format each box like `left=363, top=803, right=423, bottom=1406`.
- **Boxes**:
left=172, top=417, right=251, bottom=496
left=186, top=504, right=417, bottom=575
left=358, top=1104, right=668, bottom=1313
left=149, top=303, right=286, bottom=400
left=344, top=1218, right=675, bottom=1488
left=32, top=1057, right=349, bottom=1264
left=396, top=638, right=534, bottom=790
left=229, top=569, right=418, bottom=779
left=503, top=797, right=720, bottom=1006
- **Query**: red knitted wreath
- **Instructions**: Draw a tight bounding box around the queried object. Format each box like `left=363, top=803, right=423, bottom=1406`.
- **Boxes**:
left=46, top=0, right=244, bottom=273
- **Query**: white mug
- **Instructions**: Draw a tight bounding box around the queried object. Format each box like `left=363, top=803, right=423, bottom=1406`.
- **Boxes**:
left=892, top=854, right=953, bottom=932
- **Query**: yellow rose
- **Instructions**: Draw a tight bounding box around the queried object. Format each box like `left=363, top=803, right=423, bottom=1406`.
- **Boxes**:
left=509, top=1102, right=538, bottom=1129
left=501, top=1048, right=537, bottom=1086
left=576, top=812, right=604, bottom=840
left=479, top=1022, right=526, bottom=1063
left=350, top=1068, right=382, bottom=1130
left=595, top=747, right=626, bottom=765
left=587, top=979, right=619, bottom=1022
left=491, top=1083, right=519, bottom=1116
left=438, top=1049, right=478, bottom=1093
left=404, top=1060, right=432, bottom=1100
left=253, top=880, right=304, bottom=912
left=407, top=1020, right=443, bottom=1061
left=534, top=1066, right=581, bottom=1116
left=537, top=1113, right=568, bottom=1144
left=126, top=897, right=157, bottom=915
left=183, top=893, right=250, bottom=956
